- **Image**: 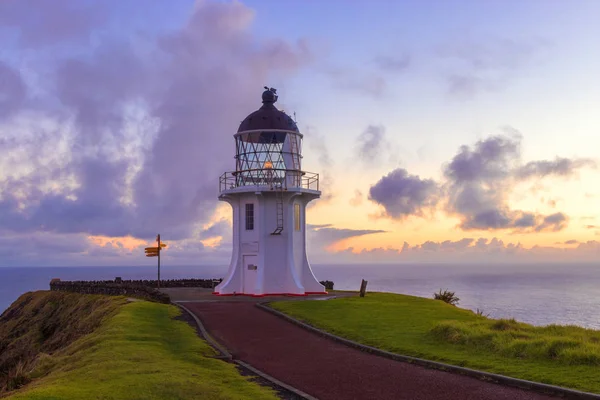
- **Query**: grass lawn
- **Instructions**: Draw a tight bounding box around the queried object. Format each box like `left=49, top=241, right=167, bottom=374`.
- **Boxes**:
left=271, top=292, right=600, bottom=394
left=6, top=300, right=278, bottom=400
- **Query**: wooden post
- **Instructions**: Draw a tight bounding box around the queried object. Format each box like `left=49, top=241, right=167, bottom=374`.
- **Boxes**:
left=157, top=234, right=161, bottom=289
left=359, top=279, right=368, bottom=297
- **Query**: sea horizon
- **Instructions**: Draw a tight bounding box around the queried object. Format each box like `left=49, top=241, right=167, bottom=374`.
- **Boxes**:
left=3, top=262, right=600, bottom=330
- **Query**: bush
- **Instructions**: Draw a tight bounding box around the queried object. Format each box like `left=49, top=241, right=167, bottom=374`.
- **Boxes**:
left=433, top=289, right=459, bottom=306
left=475, top=308, right=489, bottom=317
left=5, top=360, right=31, bottom=391
left=320, top=280, right=334, bottom=290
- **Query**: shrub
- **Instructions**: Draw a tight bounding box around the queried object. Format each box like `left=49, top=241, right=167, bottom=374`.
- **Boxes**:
left=430, top=321, right=468, bottom=344
left=475, top=308, right=489, bottom=317
left=491, top=318, right=519, bottom=331
left=320, top=280, right=334, bottom=290
left=433, top=289, right=459, bottom=306
left=5, top=360, right=31, bottom=391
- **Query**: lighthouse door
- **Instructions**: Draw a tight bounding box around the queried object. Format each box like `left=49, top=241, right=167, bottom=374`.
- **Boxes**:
left=242, top=255, right=258, bottom=294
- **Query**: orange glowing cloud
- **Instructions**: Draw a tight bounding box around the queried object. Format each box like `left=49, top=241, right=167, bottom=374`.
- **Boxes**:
left=201, top=236, right=223, bottom=248
left=88, top=235, right=148, bottom=250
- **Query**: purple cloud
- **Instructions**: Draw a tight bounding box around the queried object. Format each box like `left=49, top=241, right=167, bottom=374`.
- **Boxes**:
left=374, top=54, right=411, bottom=72
left=515, top=158, right=596, bottom=180
left=323, top=67, right=387, bottom=97
left=369, top=168, right=439, bottom=219
left=437, top=37, right=550, bottom=97
left=0, top=1, right=312, bottom=242
left=0, top=61, right=26, bottom=119
left=443, top=135, right=573, bottom=232
left=0, top=0, right=109, bottom=48
left=356, top=125, right=386, bottom=163
left=307, top=224, right=386, bottom=251
left=318, top=237, right=600, bottom=264
left=305, top=126, right=335, bottom=205
left=369, top=131, right=593, bottom=232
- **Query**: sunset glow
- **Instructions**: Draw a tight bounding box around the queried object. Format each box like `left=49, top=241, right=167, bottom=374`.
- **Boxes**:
left=1, top=0, right=599, bottom=266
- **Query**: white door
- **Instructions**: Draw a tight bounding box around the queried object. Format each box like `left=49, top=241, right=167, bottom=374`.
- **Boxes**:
left=243, top=255, right=258, bottom=294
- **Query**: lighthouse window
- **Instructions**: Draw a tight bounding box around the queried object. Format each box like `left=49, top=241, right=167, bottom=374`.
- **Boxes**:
left=294, top=203, right=300, bottom=231
left=245, top=204, right=254, bottom=230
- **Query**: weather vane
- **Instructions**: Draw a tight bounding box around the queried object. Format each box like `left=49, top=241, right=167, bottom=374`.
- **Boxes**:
left=264, top=86, right=277, bottom=94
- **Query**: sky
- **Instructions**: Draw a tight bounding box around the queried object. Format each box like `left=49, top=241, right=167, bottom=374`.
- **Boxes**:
left=0, top=0, right=599, bottom=267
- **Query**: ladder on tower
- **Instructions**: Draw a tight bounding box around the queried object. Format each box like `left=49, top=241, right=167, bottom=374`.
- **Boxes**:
left=289, top=135, right=300, bottom=186
left=271, top=185, right=284, bottom=235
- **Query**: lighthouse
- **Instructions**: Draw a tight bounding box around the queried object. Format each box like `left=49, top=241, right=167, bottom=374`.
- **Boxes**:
left=214, top=88, right=326, bottom=296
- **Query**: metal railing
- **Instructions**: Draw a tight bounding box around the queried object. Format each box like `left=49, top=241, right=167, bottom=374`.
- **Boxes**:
left=219, top=168, right=319, bottom=192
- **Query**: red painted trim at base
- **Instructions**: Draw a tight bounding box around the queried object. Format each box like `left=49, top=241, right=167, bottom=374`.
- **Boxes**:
left=212, top=292, right=327, bottom=297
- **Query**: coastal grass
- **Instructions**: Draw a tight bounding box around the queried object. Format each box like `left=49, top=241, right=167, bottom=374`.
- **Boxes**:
left=6, top=299, right=278, bottom=400
left=1, top=292, right=126, bottom=392
left=271, top=292, right=600, bottom=393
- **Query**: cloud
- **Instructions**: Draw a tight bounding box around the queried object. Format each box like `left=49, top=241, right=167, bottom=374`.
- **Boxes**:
left=0, top=61, right=27, bottom=119
left=355, top=125, right=386, bottom=163
left=0, top=0, right=109, bottom=48
left=314, top=237, right=600, bottom=264
left=305, top=126, right=334, bottom=204
left=307, top=224, right=386, bottom=251
left=515, top=158, right=596, bottom=180
left=354, top=124, right=403, bottom=167
left=369, top=168, right=439, bottom=219
left=443, top=134, right=578, bottom=232
left=324, top=67, right=386, bottom=97
left=349, top=190, right=363, bottom=207
left=369, top=131, right=594, bottom=232
left=0, top=1, right=311, bottom=242
left=374, top=54, right=410, bottom=72
left=198, top=219, right=230, bottom=240
left=437, top=37, right=549, bottom=97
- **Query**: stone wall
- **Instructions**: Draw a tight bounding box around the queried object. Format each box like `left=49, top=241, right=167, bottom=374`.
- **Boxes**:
left=112, top=278, right=223, bottom=288
left=49, top=280, right=171, bottom=303
left=50, top=278, right=334, bottom=300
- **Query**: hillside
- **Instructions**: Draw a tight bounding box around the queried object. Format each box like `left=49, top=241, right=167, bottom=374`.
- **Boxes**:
left=0, top=291, right=277, bottom=399
left=0, top=291, right=124, bottom=393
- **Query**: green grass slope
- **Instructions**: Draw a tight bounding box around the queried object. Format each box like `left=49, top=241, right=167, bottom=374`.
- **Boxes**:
left=1, top=291, right=124, bottom=392
left=272, top=292, right=600, bottom=393
left=2, top=292, right=277, bottom=400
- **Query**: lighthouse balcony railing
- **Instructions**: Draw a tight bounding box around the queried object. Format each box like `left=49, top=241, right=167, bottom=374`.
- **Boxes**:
left=219, top=169, right=319, bottom=192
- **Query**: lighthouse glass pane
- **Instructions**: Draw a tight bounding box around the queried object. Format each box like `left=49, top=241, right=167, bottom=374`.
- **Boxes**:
left=245, top=204, right=254, bottom=230
left=294, top=203, right=300, bottom=231
left=234, top=131, right=303, bottom=189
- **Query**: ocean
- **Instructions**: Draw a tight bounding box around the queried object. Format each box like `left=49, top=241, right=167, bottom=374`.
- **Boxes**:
left=1, top=263, right=599, bottom=329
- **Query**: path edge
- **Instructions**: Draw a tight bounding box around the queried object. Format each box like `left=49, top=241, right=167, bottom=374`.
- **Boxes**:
left=257, top=301, right=600, bottom=400
left=174, top=302, right=319, bottom=400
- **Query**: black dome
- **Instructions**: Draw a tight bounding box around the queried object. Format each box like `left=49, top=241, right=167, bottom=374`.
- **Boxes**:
left=237, top=88, right=299, bottom=133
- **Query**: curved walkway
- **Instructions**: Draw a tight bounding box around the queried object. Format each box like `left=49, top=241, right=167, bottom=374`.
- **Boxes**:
left=184, top=301, right=557, bottom=400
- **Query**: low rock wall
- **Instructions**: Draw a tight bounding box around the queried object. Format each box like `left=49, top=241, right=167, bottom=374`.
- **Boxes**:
left=49, top=278, right=334, bottom=301
left=49, top=280, right=171, bottom=303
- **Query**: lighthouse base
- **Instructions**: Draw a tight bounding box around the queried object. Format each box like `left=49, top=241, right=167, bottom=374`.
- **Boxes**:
left=213, top=250, right=326, bottom=296
left=214, top=189, right=325, bottom=297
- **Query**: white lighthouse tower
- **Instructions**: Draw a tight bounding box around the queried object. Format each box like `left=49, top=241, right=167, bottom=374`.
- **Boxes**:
left=214, top=88, right=326, bottom=296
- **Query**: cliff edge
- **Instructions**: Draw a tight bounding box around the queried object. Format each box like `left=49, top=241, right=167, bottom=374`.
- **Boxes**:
left=0, top=291, right=123, bottom=393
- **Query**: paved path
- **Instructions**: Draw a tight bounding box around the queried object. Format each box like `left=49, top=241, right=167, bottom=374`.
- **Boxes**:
left=184, top=302, right=557, bottom=400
